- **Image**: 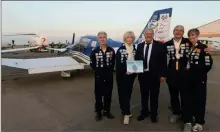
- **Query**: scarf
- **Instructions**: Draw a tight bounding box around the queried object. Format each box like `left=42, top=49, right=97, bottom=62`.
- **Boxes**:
left=125, top=43, right=134, bottom=60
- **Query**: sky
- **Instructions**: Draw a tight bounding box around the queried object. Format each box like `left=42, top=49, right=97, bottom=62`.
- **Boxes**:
left=2, top=1, right=220, bottom=44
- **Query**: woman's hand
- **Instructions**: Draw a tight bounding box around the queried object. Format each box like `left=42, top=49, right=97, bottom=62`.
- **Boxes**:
left=160, top=77, right=166, bottom=83
left=204, top=47, right=212, bottom=54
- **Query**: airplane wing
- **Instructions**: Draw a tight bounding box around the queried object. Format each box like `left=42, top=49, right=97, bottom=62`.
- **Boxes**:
left=46, top=47, right=67, bottom=52
left=1, top=46, right=39, bottom=53
left=2, top=57, right=84, bottom=74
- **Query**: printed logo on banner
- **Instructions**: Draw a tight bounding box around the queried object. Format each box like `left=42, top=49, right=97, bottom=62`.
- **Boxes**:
left=154, top=13, right=171, bottom=42
left=161, top=14, right=168, bottom=20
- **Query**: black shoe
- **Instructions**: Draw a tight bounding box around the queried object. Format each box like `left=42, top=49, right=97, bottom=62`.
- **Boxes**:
left=103, top=111, right=115, bottom=119
left=95, top=113, right=102, bottom=121
left=137, top=114, right=148, bottom=121
left=151, top=116, right=158, bottom=123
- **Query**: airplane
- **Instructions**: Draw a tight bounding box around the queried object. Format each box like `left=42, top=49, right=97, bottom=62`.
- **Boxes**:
left=2, top=8, right=173, bottom=78
left=199, top=39, right=220, bottom=51
left=2, top=33, right=49, bottom=53
left=2, top=33, right=77, bottom=53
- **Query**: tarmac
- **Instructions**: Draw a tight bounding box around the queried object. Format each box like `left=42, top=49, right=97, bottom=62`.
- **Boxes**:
left=2, top=51, right=220, bottom=132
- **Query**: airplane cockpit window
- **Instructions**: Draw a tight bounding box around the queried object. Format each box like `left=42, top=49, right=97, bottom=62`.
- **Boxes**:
left=79, top=37, right=91, bottom=48
left=73, top=37, right=91, bottom=52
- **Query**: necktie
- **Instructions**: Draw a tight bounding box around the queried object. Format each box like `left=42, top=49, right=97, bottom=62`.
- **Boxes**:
left=144, top=44, right=150, bottom=69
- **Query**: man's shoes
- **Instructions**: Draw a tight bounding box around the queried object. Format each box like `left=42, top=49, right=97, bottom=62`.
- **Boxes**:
left=95, top=113, right=102, bottom=121
left=169, top=114, right=180, bottom=123
left=137, top=114, right=148, bottom=121
left=103, top=111, right=115, bottom=119
left=151, top=115, right=158, bottom=123
left=183, top=123, right=192, bottom=132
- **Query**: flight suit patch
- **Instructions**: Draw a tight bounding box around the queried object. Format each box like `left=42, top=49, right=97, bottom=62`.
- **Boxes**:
left=205, top=56, right=210, bottom=59
left=194, top=56, right=199, bottom=59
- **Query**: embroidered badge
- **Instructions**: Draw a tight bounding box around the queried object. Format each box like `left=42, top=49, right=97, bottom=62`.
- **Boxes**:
left=109, top=51, right=113, bottom=56
left=194, top=56, right=199, bottom=59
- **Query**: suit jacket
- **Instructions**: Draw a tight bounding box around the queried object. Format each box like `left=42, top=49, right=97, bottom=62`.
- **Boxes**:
left=135, top=40, right=167, bottom=77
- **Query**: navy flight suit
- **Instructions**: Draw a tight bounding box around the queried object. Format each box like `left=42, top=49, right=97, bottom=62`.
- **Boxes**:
left=116, top=43, right=137, bottom=116
left=165, top=38, right=191, bottom=116
left=183, top=41, right=213, bottom=125
left=90, top=46, right=116, bottom=115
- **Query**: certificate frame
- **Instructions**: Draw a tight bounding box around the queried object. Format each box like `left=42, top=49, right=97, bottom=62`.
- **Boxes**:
left=126, top=60, right=144, bottom=73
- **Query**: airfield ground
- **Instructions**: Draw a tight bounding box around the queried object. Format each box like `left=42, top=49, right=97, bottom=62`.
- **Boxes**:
left=2, top=51, right=220, bottom=131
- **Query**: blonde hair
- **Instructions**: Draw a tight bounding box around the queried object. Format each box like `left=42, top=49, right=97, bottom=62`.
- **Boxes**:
left=97, top=31, right=107, bottom=37
left=123, top=31, right=136, bottom=43
left=173, top=25, right=184, bottom=32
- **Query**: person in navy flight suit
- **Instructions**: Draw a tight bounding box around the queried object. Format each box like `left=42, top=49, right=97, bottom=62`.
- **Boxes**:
left=182, top=28, right=213, bottom=132
left=165, top=25, right=191, bottom=123
left=135, top=28, right=167, bottom=123
left=165, top=25, right=212, bottom=124
left=116, top=31, right=137, bottom=125
left=90, top=31, right=116, bottom=121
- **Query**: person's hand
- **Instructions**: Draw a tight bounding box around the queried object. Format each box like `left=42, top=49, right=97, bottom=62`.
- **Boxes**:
left=160, top=77, right=166, bottom=83
left=126, top=72, right=132, bottom=75
left=204, top=47, right=212, bottom=53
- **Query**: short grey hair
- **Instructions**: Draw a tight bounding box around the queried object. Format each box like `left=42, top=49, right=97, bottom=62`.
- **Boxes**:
left=145, top=28, right=154, bottom=35
left=97, top=31, right=107, bottom=37
left=188, top=28, right=200, bottom=36
left=173, top=25, right=184, bottom=32
left=123, top=31, right=136, bottom=42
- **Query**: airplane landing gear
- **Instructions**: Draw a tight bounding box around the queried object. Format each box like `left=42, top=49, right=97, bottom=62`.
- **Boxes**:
left=61, top=71, right=71, bottom=78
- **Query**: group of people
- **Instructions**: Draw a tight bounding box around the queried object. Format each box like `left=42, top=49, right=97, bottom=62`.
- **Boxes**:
left=89, top=25, right=213, bottom=132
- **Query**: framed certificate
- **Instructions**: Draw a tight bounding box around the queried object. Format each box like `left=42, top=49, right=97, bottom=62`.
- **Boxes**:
left=126, top=60, right=144, bottom=73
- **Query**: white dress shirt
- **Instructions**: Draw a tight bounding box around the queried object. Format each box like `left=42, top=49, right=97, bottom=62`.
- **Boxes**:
left=143, top=41, right=153, bottom=71
left=173, top=38, right=182, bottom=59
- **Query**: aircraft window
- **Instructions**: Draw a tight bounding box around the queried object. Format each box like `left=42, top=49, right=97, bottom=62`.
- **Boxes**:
left=91, top=41, right=97, bottom=47
left=79, top=37, right=91, bottom=48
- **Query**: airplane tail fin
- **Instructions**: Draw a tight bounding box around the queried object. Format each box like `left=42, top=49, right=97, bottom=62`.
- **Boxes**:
left=72, top=33, right=75, bottom=44
left=135, top=8, right=173, bottom=44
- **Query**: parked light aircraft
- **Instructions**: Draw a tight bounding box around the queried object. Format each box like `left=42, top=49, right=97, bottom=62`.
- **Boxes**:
left=2, top=8, right=173, bottom=77
left=200, top=39, right=220, bottom=51
left=2, top=33, right=49, bottom=53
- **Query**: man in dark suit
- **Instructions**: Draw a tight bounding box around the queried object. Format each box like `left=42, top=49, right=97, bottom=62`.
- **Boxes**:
left=135, top=28, right=167, bottom=123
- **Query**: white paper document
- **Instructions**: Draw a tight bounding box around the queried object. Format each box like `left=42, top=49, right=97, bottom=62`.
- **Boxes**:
left=126, top=60, right=144, bottom=73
